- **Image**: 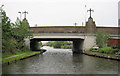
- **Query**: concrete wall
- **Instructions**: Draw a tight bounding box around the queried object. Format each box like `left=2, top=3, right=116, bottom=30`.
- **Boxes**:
left=24, top=38, right=30, bottom=49
left=72, top=35, right=96, bottom=52
left=83, top=35, right=96, bottom=51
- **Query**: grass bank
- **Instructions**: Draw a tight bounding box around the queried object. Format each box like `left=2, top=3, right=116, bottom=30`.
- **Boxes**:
left=83, top=51, right=120, bottom=61
left=2, top=49, right=46, bottom=64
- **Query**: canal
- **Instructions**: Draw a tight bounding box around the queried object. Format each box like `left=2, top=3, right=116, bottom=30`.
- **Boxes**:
left=2, top=46, right=120, bottom=74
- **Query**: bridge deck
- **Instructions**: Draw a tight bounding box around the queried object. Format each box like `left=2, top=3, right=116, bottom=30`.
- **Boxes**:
left=31, top=33, right=86, bottom=41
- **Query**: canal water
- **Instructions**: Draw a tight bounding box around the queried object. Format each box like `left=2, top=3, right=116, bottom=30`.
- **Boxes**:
left=2, top=46, right=120, bottom=74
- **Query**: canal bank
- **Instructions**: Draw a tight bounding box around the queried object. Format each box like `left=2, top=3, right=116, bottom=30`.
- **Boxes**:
left=2, top=49, right=46, bottom=65
left=83, top=51, right=120, bottom=61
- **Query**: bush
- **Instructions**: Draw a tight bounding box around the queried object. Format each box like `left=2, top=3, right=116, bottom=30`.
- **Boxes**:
left=90, top=48, right=94, bottom=51
left=21, top=44, right=30, bottom=52
left=69, top=45, right=72, bottom=49
left=116, top=52, right=120, bottom=55
left=116, top=44, right=120, bottom=49
left=98, top=48, right=105, bottom=53
left=61, top=46, right=65, bottom=49
left=111, top=49, right=119, bottom=54
left=97, top=47, right=119, bottom=54
left=103, top=47, right=112, bottom=54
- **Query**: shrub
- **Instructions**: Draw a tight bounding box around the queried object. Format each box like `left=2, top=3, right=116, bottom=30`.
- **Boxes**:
left=61, top=46, right=65, bottom=49
left=116, top=44, right=120, bottom=49
left=98, top=48, right=104, bottom=53
left=69, top=45, right=72, bottom=49
left=90, top=48, right=94, bottom=51
left=103, top=47, right=112, bottom=54
left=21, top=44, right=30, bottom=52
left=111, top=49, right=119, bottom=54
left=97, top=47, right=119, bottom=54
left=116, top=52, right=120, bottom=55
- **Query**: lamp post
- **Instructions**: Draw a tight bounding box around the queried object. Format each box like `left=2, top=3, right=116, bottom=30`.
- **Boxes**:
left=74, top=22, right=77, bottom=33
left=18, top=11, right=22, bottom=20
left=74, top=22, right=77, bottom=27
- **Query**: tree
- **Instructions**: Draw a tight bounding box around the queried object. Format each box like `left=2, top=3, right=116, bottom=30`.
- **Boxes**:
left=96, top=31, right=110, bottom=48
left=2, top=9, right=33, bottom=53
left=12, top=18, right=32, bottom=40
left=12, top=18, right=33, bottom=51
left=2, top=10, right=16, bottom=53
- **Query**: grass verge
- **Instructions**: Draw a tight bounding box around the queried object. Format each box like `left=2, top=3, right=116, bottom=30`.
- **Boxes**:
left=2, top=51, right=44, bottom=64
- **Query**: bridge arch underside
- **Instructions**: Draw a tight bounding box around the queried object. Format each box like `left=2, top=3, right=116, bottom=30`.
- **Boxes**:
left=30, top=38, right=84, bottom=54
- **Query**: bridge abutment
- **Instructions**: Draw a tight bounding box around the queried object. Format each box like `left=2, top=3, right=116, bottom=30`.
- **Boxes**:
left=83, top=35, right=96, bottom=51
left=72, top=39, right=84, bottom=54
left=24, top=38, right=30, bottom=49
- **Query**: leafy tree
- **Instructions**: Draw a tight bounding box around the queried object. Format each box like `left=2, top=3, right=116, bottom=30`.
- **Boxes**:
left=12, top=18, right=33, bottom=51
left=2, top=9, right=33, bottom=53
left=12, top=18, right=32, bottom=41
left=2, top=10, right=16, bottom=53
left=96, top=31, right=110, bottom=48
left=53, top=41, right=63, bottom=48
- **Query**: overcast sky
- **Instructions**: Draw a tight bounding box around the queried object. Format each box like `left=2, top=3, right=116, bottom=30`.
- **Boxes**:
left=1, top=0, right=120, bottom=27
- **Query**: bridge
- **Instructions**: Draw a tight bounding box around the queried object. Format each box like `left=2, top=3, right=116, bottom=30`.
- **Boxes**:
left=25, top=17, right=119, bottom=53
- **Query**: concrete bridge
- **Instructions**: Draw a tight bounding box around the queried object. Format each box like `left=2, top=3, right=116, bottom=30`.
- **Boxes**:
left=25, top=17, right=119, bottom=53
left=29, top=33, right=96, bottom=53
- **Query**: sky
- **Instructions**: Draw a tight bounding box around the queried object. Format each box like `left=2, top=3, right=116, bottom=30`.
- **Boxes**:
left=1, top=0, right=120, bottom=27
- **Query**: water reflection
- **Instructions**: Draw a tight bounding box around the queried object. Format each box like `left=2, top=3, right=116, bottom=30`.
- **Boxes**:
left=2, top=46, right=120, bottom=74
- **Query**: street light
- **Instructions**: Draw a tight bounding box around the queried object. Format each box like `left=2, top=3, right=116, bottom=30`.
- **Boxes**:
left=74, top=22, right=77, bottom=33
left=74, top=22, right=77, bottom=27
left=0, top=5, right=4, bottom=8
left=18, top=11, right=22, bottom=20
